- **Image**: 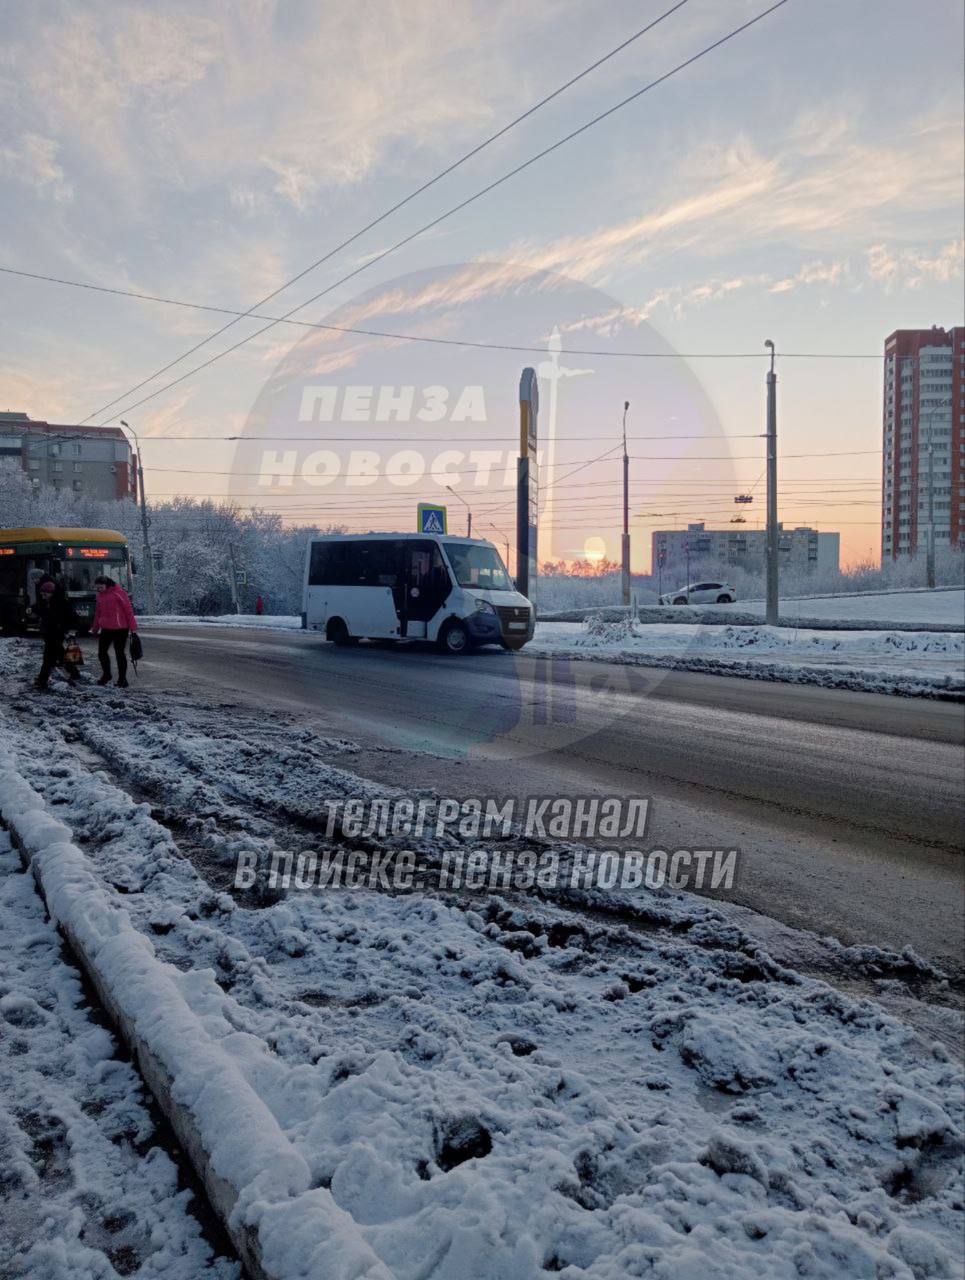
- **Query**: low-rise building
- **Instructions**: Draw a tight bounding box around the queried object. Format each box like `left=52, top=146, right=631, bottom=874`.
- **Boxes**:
left=0, top=413, right=136, bottom=502
left=651, top=522, right=840, bottom=577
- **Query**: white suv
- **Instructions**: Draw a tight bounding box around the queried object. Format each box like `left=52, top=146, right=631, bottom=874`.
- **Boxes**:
left=658, top=581, right=736, bottom=605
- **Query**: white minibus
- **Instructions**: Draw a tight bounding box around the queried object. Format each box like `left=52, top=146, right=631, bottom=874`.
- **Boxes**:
left=302, top=533, right=535, bottom=654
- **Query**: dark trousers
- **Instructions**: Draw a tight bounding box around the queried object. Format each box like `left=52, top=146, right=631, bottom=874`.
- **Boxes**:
left=37, top=634, right=79, bottom=687
left=98, top=629, right=129, bottom=680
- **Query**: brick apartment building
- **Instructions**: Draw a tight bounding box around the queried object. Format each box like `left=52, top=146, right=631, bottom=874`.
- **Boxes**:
left=0, top=412, right=136, bottom=502
left=881, top=326, right=965, bottom=559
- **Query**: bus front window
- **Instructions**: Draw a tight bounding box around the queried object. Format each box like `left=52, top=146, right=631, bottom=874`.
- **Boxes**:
left=442, top=542, right=514, bottom=591
left=64, top=560, right=127, bottom=592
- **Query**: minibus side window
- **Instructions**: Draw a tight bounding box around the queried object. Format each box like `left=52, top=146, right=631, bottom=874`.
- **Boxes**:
left=309, top=543, right=332, bottom=585
left=358, top=541, right=402, bottom=587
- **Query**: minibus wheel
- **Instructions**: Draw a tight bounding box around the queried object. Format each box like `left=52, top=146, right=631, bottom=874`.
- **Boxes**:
left=501, top=637, right=527, bottom=651
left=327, top=618, right=358, bottom=646
left=437, top=620, right=470, bottom=654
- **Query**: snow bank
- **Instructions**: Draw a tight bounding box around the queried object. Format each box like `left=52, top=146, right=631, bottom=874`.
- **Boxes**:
left=0, top=757, right=391, bottom=1280
left=529, top=621, right=965, bottom=698
left=141, top=614, right=303, bottom=632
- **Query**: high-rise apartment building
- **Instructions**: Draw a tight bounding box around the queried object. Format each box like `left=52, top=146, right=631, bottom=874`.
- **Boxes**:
left=881, top=326, right=964, bottom=559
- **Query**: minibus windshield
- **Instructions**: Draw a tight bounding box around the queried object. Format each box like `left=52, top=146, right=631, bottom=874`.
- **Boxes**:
left=443, top=542, right=514, bottom=591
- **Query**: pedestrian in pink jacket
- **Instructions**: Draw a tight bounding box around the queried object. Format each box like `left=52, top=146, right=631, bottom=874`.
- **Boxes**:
left=91, top=577, right=137, bottom=688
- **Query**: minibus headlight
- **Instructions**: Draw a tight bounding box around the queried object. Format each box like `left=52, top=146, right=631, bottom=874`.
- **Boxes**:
left=474, top=598, right=497, bottom=614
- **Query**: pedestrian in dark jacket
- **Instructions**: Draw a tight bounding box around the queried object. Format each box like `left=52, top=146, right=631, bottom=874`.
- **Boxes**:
left=91, top=577, right=138, bottom=688
left=255, top=595, right=265, bottom=616
left=34, top=577, right=81, bottom=690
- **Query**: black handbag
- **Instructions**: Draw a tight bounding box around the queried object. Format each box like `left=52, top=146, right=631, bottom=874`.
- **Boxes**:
left=129, top=633, right=143, bottom=670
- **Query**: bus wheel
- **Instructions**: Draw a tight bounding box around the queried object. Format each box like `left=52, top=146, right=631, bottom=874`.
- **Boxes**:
left=437, top=620, right=470, bottom=654
left=328, top=618, right=358, bottom=646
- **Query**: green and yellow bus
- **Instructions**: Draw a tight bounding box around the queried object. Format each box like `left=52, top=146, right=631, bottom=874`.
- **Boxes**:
left=0, top=527, right=134, bottom=634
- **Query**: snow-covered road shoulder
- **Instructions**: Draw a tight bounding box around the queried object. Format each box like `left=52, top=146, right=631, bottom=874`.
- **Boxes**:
left=528, top=620, right=965, bottom=698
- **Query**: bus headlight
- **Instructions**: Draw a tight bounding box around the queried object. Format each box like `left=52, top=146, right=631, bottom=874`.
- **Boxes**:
left=473, top=598, right=497, bottom=614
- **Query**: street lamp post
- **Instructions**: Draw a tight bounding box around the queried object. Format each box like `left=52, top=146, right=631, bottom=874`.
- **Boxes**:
left=120, top=421, right=157, bottom=615
left=445, top=484, right=472, bottom=537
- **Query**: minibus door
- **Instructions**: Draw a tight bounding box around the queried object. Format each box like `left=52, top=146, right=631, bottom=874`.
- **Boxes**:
left=402, top=542, right=450, bottom=638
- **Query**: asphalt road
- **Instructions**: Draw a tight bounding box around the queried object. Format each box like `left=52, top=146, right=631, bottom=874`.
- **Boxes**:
left=142, top=625, right=965, bottom=978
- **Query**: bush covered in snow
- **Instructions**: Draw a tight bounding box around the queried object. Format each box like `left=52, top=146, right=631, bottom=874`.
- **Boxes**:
left=0, top=466, right=341, bottom=616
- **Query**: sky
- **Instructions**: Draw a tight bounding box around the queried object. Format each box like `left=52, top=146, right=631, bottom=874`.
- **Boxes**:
left=1, top=0, right=963, bottom=569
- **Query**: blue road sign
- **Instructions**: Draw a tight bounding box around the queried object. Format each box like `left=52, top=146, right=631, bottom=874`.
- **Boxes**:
left=418, top=503, right=448, bottom=534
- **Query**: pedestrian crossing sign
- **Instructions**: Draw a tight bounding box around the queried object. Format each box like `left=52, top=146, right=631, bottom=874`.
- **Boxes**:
left=418, top=503, right=448, bottom=534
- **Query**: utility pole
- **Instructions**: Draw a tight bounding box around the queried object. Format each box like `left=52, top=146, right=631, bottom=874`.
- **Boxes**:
left=227, top=543, right=241, bottom=614
left=764, top=342, right=779, bottom=626
left=120, top=421, right=157, bottom=615
left=925, top=436, right=935, bottom=589
left=922, top=403, right=950, bottom=589
left=489, top=524, right=511, bottom=572
left=446, top=484, right=472, bottom=536
left=621, top=400, right=630, bottom=606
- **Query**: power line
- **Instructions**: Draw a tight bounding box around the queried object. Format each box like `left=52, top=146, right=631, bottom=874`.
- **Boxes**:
left=0, top=264, right=883, bottom=362
left=78, top=0, right=792, bottom=425
left=71, top=2, right=692, bottom=425
left=131, top=432, right=765, bottom=445
left=128, top=439, right=882, bottom=459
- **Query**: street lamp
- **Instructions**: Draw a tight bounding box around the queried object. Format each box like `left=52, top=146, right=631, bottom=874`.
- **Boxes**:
left=445, top=484, right=472, bottom=537
left=119, top=421, right=157, bottom=614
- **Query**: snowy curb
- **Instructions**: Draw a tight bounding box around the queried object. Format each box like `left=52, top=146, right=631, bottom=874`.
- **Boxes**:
left=0, top=755, right=392, bottom=1280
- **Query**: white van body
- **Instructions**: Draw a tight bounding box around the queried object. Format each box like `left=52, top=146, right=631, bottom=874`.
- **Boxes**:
left=302, top=533, right=535, bottom=652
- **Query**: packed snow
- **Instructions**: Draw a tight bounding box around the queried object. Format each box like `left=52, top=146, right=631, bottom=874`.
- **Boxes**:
left=0, top=640, right=962, bottom=1280
left=0, top=825, right=239, bottom=1279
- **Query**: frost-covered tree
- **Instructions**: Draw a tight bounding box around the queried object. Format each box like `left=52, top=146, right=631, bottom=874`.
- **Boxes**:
left=2, top=473, right=960, bottom=615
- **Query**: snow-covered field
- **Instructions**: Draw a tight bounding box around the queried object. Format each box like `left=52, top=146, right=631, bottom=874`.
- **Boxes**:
left=0, top=637, right=962, bottom=1280
left=529, top=620, right=965, bottom=698
left=739, top=589, right=965, bottom=629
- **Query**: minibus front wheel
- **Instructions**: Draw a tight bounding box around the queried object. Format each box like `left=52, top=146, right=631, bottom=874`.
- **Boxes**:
left=437, top=619, right=470, bottom=654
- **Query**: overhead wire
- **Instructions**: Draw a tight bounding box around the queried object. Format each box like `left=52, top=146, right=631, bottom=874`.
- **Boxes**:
left=74, top=0, right=792, bottom=425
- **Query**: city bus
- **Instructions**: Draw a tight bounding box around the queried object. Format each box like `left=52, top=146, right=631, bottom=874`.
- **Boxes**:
left=0, top=527, right=134, bottom=634
left=303, top=533, right=534, bottom=654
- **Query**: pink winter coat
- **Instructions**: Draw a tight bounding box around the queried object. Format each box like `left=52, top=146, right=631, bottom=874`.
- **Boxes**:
left=92, top=584, right=138, bottom=633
